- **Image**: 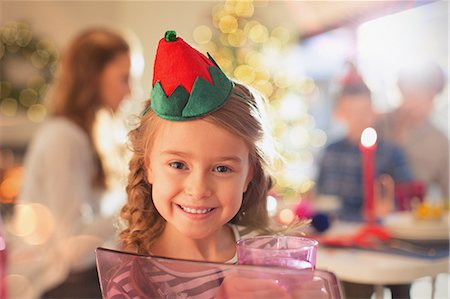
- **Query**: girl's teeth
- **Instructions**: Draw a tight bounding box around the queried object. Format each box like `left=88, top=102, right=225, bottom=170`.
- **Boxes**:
left=180, top=206, right=213, bottom=214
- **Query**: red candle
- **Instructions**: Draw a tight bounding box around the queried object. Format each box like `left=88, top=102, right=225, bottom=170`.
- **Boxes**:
left=360, top=127, right=377, bottom=223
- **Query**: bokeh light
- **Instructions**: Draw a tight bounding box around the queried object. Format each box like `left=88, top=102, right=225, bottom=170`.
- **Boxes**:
left=248, top=23, right=269, bottom=43
left=227, top=29, right=246, bottom=47
left=26, top=103, right=47, bottom=122
left=24, top=203, right=55, bottom=245
left=193, top=25, right=213, bottom=44
left=234, top=1, right=254, bottom=17
left=0, top=166, right=23, bottom=200
left=19, top=88, right=38, bottom=107
left=310, top=128, right=327, bottom=148
left=360, top=127, right=377, bottom=147
left=233, top=64, right=255, bottom=84
left=278, top=94, right=307, bottom=122
left=8, top=204, right=37, bottom=237
left=7, top=203, right=55, bottom=245
left=219, top=15, right=238, bottom=33
left=266, top=195, right=278, bottom=217
left=279, top=208, right=295, bottom=224
left=271, top=26, right=291, bottom=45
left=0, top=98, right=18, bottom=116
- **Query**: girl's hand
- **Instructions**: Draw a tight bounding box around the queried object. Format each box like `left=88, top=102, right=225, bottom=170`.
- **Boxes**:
left=215, top=275, right=291, bottom=299
left=289, top=277, right=329, bottom=299
left=215, top=274, right=330, bottom=299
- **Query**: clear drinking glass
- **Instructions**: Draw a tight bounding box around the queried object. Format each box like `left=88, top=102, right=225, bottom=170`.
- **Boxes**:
left=236, top=235, right=318, bottom=270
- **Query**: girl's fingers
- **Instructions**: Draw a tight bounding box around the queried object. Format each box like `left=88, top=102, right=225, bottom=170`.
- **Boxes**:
left=216, top=276, right=291, bottom=299
left=291, top=277, right=329, bottom=299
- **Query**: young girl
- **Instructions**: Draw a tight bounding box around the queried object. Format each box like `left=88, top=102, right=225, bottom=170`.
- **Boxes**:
left=119, top=31, right=273, bottom=262
left=110, top=31, right=326, bottom=299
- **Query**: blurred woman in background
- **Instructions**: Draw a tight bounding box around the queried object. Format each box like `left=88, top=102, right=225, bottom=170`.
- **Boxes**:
left=7, top=27, right=131, bottom=299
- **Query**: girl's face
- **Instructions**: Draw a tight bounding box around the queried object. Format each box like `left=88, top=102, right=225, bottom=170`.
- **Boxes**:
left=100, top=52, right=131, bottom=111
left=146, top=119, right=253, bottom=240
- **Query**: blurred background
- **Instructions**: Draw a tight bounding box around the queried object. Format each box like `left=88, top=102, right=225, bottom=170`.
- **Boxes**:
left=1, top=0, right=447, bottom=218
left=0, top=1, right=448, bottom=298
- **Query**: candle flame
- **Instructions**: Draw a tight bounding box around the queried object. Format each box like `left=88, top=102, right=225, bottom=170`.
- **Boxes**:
left=361, top=127, right=377, bottom=147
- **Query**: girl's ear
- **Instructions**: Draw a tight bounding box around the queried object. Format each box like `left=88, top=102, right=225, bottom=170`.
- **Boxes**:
left=146, top=167, right=153, bottom=185
left=146, top=164, right=153, bottom=184
left=243, top=165, right=254, bottom=193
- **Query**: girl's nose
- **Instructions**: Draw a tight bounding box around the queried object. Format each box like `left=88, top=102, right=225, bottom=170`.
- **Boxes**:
left=184, top=171, right=212, bottom=199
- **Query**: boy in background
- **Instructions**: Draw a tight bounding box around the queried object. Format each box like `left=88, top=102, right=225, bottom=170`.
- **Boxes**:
left=316, top=64, right=414, bottom=299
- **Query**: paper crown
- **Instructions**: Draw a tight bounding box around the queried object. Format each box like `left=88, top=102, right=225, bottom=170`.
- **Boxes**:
left=144, top=30, right=233, bottom=120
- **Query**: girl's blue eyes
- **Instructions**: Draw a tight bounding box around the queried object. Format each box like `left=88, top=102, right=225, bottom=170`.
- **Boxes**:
left=168, top=162, right=231, bottom=173
left=169, top=162, right=186, bottom=170
left=215, top=166, right=231, bottom=173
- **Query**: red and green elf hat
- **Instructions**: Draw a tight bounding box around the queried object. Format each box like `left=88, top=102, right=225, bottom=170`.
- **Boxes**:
left=143, top=30, right=233, bottom=120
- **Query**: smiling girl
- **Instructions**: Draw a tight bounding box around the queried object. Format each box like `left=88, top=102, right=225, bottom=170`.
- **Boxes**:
left=112, top=31, right=326, bottom=299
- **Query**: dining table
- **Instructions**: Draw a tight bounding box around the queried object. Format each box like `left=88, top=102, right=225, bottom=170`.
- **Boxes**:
left=314, top=213, right=449, bottom=299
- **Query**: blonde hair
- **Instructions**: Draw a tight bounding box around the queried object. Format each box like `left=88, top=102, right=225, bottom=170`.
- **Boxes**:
left=119, top=82, right=274, bottom=254
left=47, top=28, right=129, bottom=187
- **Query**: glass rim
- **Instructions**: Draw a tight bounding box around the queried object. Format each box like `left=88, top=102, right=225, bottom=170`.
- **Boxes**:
left=236, top=235, right=318, bottom=250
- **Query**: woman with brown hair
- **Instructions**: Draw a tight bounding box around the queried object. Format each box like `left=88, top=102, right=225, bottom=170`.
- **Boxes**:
left=8, top=27, right=131, bottom=299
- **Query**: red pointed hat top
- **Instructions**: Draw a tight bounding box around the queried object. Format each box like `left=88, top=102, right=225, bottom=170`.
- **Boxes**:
left=146, top=30, right=233, bottom=121
left=152, top=30, right=216, bottom=96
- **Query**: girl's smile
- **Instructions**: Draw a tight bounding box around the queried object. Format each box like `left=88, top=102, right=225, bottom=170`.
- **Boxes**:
left=177, top=204, right=215, bottom=215
left=176, top=203, right=216, bottom=221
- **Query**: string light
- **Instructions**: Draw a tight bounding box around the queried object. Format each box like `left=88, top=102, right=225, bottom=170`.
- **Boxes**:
left=0, top=22, right=58, bottom=118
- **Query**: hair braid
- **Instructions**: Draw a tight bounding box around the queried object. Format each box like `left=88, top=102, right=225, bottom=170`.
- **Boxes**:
left=119, top=154, right=165, bottom=254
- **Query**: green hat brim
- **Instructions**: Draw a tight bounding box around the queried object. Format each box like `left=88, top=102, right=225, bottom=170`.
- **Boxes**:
left=150, top=65, right=233, bottom=121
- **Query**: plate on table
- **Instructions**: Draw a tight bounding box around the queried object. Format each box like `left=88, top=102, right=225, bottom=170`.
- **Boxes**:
left=384, top=212, right=449, bottom=241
